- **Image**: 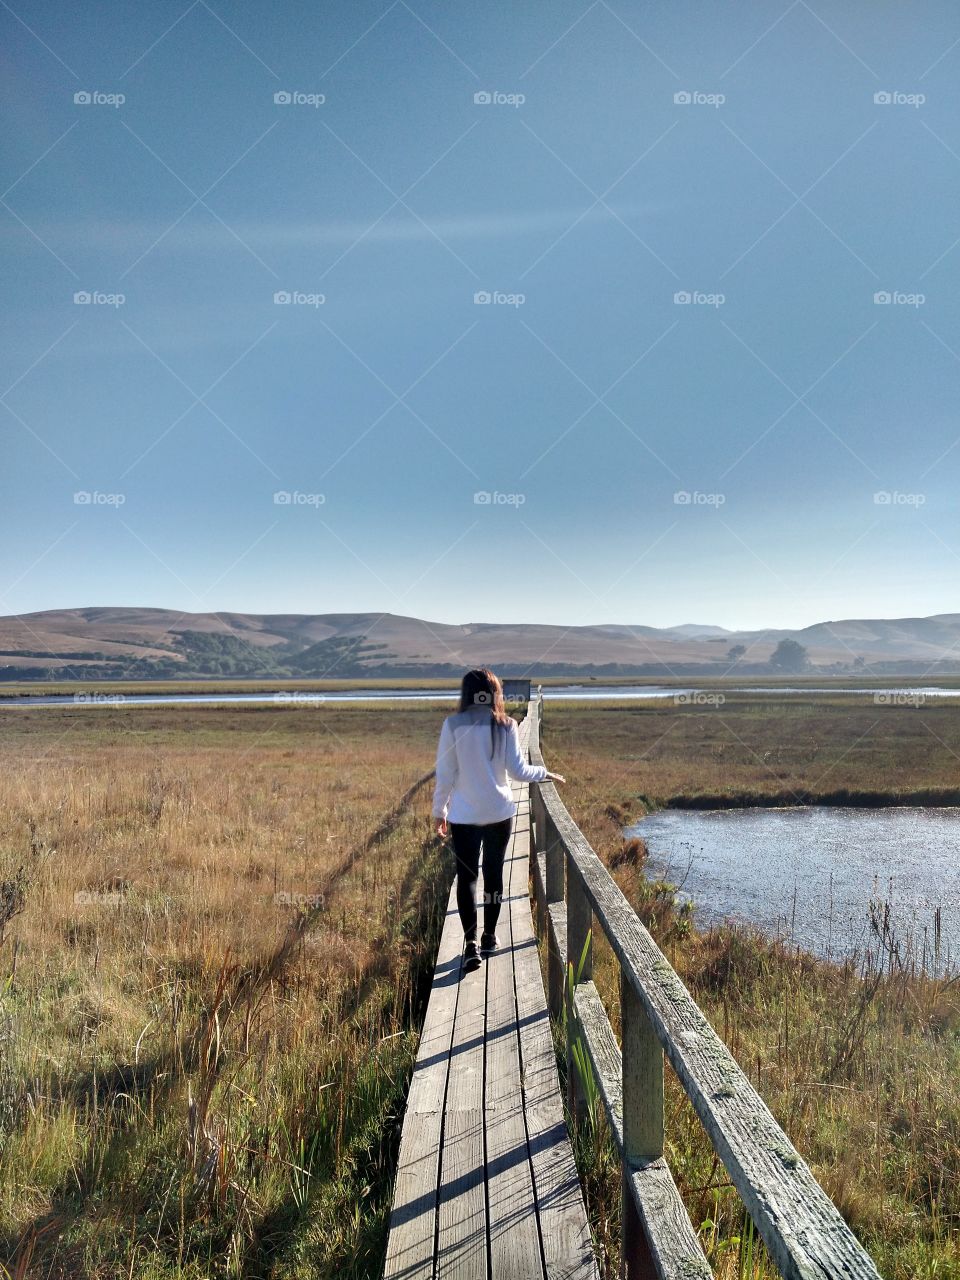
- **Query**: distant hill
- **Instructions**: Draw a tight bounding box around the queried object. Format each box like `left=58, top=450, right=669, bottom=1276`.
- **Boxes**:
left=1, top=607, right=959, bottom=680
left=667, top=623, right=734, bottom=638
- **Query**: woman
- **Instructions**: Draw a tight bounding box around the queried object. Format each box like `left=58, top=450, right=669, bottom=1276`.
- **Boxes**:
left=431, top=668, right=566, bottom=970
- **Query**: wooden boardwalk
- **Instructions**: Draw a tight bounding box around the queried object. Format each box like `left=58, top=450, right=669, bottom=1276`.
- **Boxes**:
left=387, top=695, right=882, bottom=1279
left=384, top=719, right=599, bottom=1280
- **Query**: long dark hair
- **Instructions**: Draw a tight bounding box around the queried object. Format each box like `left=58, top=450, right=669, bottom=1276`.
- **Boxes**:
left=458, top=667, right=511, bottom=759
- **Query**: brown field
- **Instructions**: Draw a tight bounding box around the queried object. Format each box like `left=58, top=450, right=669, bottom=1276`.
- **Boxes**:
left=0, top=705, right=445, bottom=1279
left=0, top=697, right=958, bottom=1278
left=536, top=700, right=960, bottom=1279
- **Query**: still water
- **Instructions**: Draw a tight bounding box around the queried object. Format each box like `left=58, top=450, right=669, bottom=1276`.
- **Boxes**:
left=1, top=684, right=959, bottom=707
left=629, top=806, right=960, bottom=971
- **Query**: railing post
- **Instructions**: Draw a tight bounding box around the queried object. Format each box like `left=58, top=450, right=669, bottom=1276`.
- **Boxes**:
left=545, top=811, right=565, bottom=1021
left=566, top=861, right=592, bottom=1127
left=621, top=972, right=664, bottom=1280
left=527, top=698, right=543, bottom=931
left=530, top=785, right=546, bottom=940
left=528, top=781, right=538, bottom=892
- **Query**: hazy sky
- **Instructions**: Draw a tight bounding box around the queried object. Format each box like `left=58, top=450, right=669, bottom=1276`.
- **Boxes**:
left=3, top=0, right=959, bottom=631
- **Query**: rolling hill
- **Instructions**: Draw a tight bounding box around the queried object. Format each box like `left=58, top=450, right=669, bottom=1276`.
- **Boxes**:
left=1, top=607, right=959, bottom=679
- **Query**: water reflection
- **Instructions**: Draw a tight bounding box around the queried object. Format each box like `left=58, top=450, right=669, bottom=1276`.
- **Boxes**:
left=629, top=806, right=960, bottom=973
left=2, top=683, right=959, bottom=707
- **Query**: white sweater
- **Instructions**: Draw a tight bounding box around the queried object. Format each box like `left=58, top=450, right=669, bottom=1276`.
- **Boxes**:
left=431, top=706, right=549, bottom=824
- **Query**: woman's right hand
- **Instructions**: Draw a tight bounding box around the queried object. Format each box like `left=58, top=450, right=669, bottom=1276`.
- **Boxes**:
left=546, top=770, right=566, bottom=784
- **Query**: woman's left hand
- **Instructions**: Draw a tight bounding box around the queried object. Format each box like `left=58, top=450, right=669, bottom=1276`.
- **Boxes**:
left=435, top=817, right=448, bottom=837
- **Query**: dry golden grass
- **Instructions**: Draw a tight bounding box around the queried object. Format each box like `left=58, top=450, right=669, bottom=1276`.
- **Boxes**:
left=0, top=705, right=447, bottom=1279
left=543, top=696, right=960, bottom=809
left=536, top=703, right=960, bottom=1280
left=3, top=696, right=959, bottom=1279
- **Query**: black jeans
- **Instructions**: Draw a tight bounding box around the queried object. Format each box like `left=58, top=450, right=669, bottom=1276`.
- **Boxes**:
left=449, top=817, right=513, bottom=942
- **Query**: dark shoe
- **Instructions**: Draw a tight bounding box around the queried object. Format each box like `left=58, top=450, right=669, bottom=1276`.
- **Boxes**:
left=462, top=941, right=482, bottom=971
left=480, top=931, right=500, bottom=953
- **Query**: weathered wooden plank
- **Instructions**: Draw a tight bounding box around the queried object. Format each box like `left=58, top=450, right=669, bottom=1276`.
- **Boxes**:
left=546, top=900, right=567, bottom=1021
left=485, top=821, right=527, bottom=1109
left=438, top=945, right=487, bottom=1279
left=531, top=711, right=707, bottom=1277
left=543, top=808, right=566, bottom=1020
left=512, top=799, right=599, bottom=1280
left=513, top=993, right=599, bottom=1275
left=571, top=982, right=622, bottom=1140
left=627, top=1163, right=714, bottom=1280
left=529, top=783, right=546, bottom=923
left=565, top=858, right=593, bottom=1125
left=444, top=933, right=486, bottom=1120
left=384, top=881, right=464, bottom=1280
left=437, top=1110, right=487, bottom=1280
left=621, top=966, right=664, bottom=1160
left=388, top=715, right=601, bottom=1280
left=514, top=826, right=564, bottom=1113
left=573, top=983, right=712, bottom=1279
left=536, top=866, right=548, bottom=940
left=526, top=701, right=882, bottom=1280
left=485, top=803, right=544, bottom=1279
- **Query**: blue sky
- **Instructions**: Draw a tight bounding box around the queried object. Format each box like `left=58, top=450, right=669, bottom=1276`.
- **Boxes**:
left=2, top=0, right=959, bottom=631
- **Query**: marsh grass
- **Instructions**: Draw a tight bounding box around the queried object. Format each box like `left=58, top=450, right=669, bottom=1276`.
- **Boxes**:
left=4, top=697, right=959, bottom=1278
left=541, top=704, right=960, bottom=1279
left=543, top=698, right=960, bottom=812
left=0, top=705, right=448, bottom=1278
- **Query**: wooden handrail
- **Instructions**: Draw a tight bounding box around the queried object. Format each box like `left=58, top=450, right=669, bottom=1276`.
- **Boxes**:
left=525, top=692, right=882, bottom=1280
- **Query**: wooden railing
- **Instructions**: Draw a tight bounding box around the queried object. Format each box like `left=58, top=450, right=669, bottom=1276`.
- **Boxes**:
left=525, top=692, right=882, bottom=1280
